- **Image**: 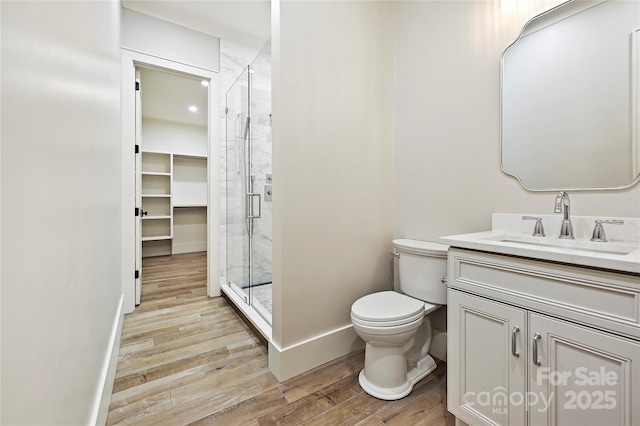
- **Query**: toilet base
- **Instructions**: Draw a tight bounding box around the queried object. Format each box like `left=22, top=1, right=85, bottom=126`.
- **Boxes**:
left=358, top=354, right=438, bottom=401
left=407, top=354, right=437, bottom=385
left=359, top=369, right=412, bottom=400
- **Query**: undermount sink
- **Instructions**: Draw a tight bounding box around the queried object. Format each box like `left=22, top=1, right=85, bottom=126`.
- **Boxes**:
left=481, top=234, right=638, bottom=256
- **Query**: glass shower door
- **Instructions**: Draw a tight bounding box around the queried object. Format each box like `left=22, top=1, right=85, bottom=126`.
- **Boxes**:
left=225, top=67, right=252, bottom=305
left=225, top=43, right=272, bottom=327
left=246, top=44, right=273, bottom=325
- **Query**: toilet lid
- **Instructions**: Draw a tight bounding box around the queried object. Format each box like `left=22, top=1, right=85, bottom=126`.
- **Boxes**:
left=351, top=291, right=425, bottom=323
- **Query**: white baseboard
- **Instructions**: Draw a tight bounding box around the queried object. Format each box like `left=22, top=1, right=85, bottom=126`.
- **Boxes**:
left=172, top=241, right=207, bottom=254
left=90, top=295, right=124, bottom=426
left=268, top=324, right=365, bottom=382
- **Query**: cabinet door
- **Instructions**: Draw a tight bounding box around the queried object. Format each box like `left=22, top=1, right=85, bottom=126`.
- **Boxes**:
left=528, top=313, right=640, bottom=426
left=448, top=289, right=527, bottom=426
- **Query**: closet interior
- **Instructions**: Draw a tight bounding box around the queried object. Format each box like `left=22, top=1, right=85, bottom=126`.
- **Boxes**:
left=139, top=67, right=209, bottom=258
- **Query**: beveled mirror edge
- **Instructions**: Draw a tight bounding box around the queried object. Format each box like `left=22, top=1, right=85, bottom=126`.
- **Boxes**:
left=499, top=0, right=640, bottom=192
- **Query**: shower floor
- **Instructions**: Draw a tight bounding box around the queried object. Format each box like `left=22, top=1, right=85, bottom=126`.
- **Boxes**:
left=251, top=283, right=272, bottom=315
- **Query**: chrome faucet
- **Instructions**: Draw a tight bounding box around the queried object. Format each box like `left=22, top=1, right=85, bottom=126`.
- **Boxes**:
left=553, top=191, right=574, bottom=239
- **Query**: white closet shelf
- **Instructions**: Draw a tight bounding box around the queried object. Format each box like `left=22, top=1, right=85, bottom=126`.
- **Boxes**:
left=142, top=215, right=172, bottom=220
left=142, top=235, right=172, bottom=242
left=142, top=171, right=171, bottom=176
left=174, top=204, right=207, bottom=208
left=141, top=194, right=171, bottom=198
left=174, top=153, right=207, bottom=159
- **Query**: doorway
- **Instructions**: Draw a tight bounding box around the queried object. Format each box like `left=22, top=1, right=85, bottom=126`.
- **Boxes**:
left=135, top=66, right=210, bottom=304
left=122, top=50, right=220, bottom=314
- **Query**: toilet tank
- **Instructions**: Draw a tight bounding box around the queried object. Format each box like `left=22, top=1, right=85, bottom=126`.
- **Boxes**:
left=393, top=239, right=448, bottom=304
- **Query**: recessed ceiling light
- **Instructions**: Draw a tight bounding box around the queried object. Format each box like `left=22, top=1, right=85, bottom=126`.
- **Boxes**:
left=188, top=105, right=198, bottom=112
left=201, top=80, right=209, bottom=87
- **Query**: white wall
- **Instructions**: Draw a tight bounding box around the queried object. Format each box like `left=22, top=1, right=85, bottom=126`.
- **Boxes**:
left=122, top=8, right=220, bottom=72
left=142, top=118, right=208, bottom=156
left=393, top=0, right=640, bottom=244
left=1, top=1, right=122, bottom=424
left=269, top=0, right=395, bottom=380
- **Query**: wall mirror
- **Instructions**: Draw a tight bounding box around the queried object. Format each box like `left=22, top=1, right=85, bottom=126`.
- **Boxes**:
left=501, top=0, right=640, bottom=191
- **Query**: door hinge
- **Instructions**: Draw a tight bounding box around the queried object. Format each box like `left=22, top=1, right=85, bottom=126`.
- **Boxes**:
left=135, top=207, right=140, bottom=217
left=135, top=81, right=140, bottom=91
left=135, top=270, right=140, bottom=279
left=225, top=107, right=229, bottom=114
left=135, top=144, right=140, bottom=154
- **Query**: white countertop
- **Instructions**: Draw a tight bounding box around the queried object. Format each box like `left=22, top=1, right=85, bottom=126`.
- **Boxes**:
left=439, top=214, right=640, bottom=274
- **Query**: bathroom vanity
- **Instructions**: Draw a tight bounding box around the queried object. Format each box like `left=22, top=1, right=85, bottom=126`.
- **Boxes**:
left=441, top=214, right=640, bottom=426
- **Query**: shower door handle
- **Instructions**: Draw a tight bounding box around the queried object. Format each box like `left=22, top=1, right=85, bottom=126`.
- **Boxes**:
left=247, top=193, right=261, bottom=219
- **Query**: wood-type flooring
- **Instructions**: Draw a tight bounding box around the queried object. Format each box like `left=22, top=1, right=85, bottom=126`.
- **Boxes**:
left=107, top=251, right=454, bottom=425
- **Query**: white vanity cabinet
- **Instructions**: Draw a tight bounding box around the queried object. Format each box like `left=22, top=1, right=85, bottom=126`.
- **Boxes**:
left=448, top=289, right=527, bottom=425
left=447, top=248, right=640, bottom=426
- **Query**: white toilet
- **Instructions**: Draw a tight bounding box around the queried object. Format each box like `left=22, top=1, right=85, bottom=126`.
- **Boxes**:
left=351, top=239, right=448, bottom=400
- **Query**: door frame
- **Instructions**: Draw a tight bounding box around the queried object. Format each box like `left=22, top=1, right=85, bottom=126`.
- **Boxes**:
left=121, top=49, right=220, bottom=313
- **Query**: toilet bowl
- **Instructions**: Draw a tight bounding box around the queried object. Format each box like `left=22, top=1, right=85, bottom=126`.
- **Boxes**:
left=351, top=239, right=448, bottom=400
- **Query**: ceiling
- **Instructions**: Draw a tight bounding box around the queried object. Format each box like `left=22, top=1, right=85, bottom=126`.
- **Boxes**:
left=140, top=67, right=209, bottom=126
left=122, top=0, right=271, bottom=49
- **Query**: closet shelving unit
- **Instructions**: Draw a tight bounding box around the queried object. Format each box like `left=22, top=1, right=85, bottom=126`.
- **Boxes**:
left=140, top=152, right=173, bottom=257
left=172, top=153, right=208, bottom=255
left=140, top=151, right=207, bottom=257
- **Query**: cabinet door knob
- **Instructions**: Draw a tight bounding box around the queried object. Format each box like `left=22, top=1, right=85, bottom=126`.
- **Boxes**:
left=532, top=333, right=542, bottom=366
left=511, top=326, right=520, bottom=358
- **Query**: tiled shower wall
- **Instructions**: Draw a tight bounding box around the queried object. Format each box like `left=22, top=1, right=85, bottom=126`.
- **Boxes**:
left=220, top=39, right=272, bottom=288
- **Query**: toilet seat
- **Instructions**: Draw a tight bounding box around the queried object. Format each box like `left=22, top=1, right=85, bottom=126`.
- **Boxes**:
left=351, top=291, right=425, bottom=327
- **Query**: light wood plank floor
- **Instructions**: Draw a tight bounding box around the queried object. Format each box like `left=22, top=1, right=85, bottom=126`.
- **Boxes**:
left=107, top=252, right=454, bottom=425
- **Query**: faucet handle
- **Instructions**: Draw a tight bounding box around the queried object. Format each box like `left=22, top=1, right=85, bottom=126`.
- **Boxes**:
left=522, top=216, right=545, bottom=237
left=591, top=219, right=624, bottom=243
